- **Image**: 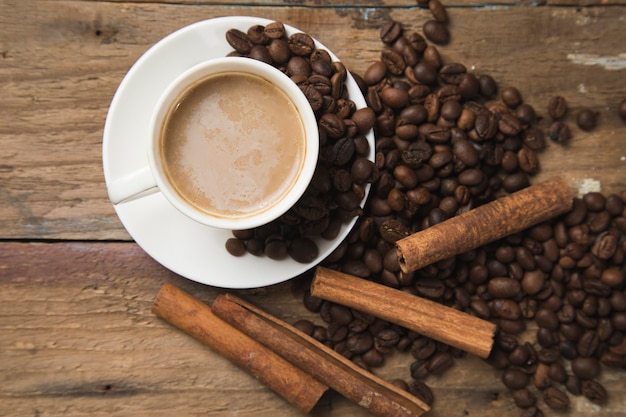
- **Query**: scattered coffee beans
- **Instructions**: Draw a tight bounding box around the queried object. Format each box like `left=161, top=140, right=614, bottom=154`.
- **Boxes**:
left=548, top=120, right=571, bottom=143
left=297, top=12, right=624, bottom=415
left=223, top=23, right=376, bottom=262
left=577, top=108, right=598, bottom=131
left=547, top=95, right=568, bottom=120
left=221, top=6, right=623, bottom=416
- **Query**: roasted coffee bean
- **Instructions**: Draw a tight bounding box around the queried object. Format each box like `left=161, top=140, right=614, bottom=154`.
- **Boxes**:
left=515, top=103, right=536, bottom=125
left=423, top=20, right=450, bottom=45
left=533, top=362, right=552, bottom=390
left=266, top=38, right=290, bottom=64
left=502, top=368, right=529, bottom=390
left=577, top=330, right=600, bottom=357
left=379, top=219, right=410, bottom=243
left=264, top=238, right=288, bottom=260
left=491, top=299, right=523, bottom=320
left=589, top=210, right=612, bottom=233
left=548, top=96, right=568, bottom=120
left=536, top=309, right=559, bottom=331
left=225, top=238, right=247, bottom=256
left=300, top=84, right=323, bottom=111
left=474, top=110, right=499, bottom=140
left=351, top=157, right=378, bottom=184
left=572, top=356, right=601, bottom=380
left=303, top=291, right=323, bottom=312
left=439, top=63, right=466, bottom=85
left=225, top=28, right=254, bottom=54
left=501, top=86, right=522, bottom=108
left=394, top=164, right=419, bottom=188
left=441, top=99, right=462, bottom=121
left=364, top=61, right=388, bottom=85
left=605, top=193, right=624, bottom=214
left=380, top=20, right=403, bottom=44
left=498, top=112, right=523, bottom=136
left=319, top=112, right=346, bottom=139
left=292, top=319, right=315, bottom=336
left=456, top=73, right=480, bottom=100
left=249, top=44, right=272, bottom=64
left=488, top=277, right=521, bottom=298
left=410, top=359, right=428, bottom=379
left=592, top=231, right=618, bottom=259
left=345, top=332, right=373, bottom=355
left=543, top=386, right=570, bottom=410
left=548, top=120, right=571, bottom=143
left=362, top=347, right=385, bottom=367
left=513, top=388, right=537, bottom=409
left=330, top=71, right=346, bottom=99
left=408, top=380, right=434, bottom=406
left=311, top=48, right=332, bottom=66
left=288, top=237, right=319, bottom=263
left=426, top=351, right=454, bottom=375
left=509, top=345, right=530, bottom=366
left=326, top=322, right=348, bottom=343
left=381, top=48, right=406, bottom=75
left=502, top=172, right=530, bottom=193
left=429, top=0, right=449, bottom=23
left=381, top=87, right=410, bottom=109
left=352, top=107, right=376, bottom=134
left=413, top=62, right=438, bottom=85
left=577, top=108, right=598, bottom=131
left=521, top=270, right=546, bottom=296
left=564, top=374, right=582, bottom=395
left=549, top=361, right=568, bottom=383
left=288, top=32, right=315, bottom=56
left=264, top=21, right=285, bottom=39
left=246, top=24, right=269, bottom=45
left=583, top=191, right=606, bottom=211
left=582, top=379, right=608, bottom=404
left=537, top=328, right=559, bottom=348
left=517, top=147, right=539, bottom=174
left=537, top=348, right=560, bottom=364
left=411, top=337, right=437, bottom=360
left=522, top=127, right=546, bottom=151
left=476, top=74, right=497, bottom=98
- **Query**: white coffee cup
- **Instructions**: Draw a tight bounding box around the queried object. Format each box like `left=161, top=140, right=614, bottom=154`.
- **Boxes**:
left=107, top=57, right=319, bottom=230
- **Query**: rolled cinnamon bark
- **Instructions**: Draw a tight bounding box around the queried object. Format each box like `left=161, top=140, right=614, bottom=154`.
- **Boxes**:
left=151, top=282, right=328, bottom=413
left=311, top=267, right=496, bottom=359
left=212, top=293, right=430, bottom=417
left=396, top=176, right=573, bottom=273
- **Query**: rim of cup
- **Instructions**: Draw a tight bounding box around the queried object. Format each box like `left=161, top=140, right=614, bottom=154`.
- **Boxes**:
left=148, top=57, right=320, bottom=231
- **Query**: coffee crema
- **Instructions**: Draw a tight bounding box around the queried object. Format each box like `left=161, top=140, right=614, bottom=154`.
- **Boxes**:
left=160, top=71, right=306, bottom=218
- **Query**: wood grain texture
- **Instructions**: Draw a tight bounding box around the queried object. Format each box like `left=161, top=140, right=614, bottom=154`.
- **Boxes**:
left=1, top=0, right=625, bottom=416
left=2, top=241, right=626, bottom=417
left=1, top=0, right=625, bottom=239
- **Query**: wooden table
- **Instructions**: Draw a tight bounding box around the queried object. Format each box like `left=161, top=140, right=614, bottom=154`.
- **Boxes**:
left=1, top=1, right=625, bottom=416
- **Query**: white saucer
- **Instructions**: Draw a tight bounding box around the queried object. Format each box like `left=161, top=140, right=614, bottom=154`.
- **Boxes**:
left=102, top=16, right=374, bottom=289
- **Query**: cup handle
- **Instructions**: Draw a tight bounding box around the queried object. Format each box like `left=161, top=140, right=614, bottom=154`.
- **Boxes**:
left=108, top=165, right=158, bottom=205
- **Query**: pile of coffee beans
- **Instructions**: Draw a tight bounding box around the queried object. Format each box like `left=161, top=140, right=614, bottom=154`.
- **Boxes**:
left=283, top=11, right=623, bottom=417
left=223, top=22, right=378, bottom=263
left=220, top=11, right=625, bottom=417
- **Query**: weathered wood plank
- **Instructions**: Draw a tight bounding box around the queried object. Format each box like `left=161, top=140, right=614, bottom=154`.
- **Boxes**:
left=1, top=1, right=625, bottom=240
left=1, top=241, right=626, bottom=416
left=79, top=0, right=626, bottom=6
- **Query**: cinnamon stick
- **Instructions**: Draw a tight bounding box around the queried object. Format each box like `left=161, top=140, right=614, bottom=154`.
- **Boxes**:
left=151, top=283, right=328, bottom=413
left=212, top=293, right=430, bottom=417
left=396, top=176, right=573, bottom=274
left=311, top=267, right=496, bottom=359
